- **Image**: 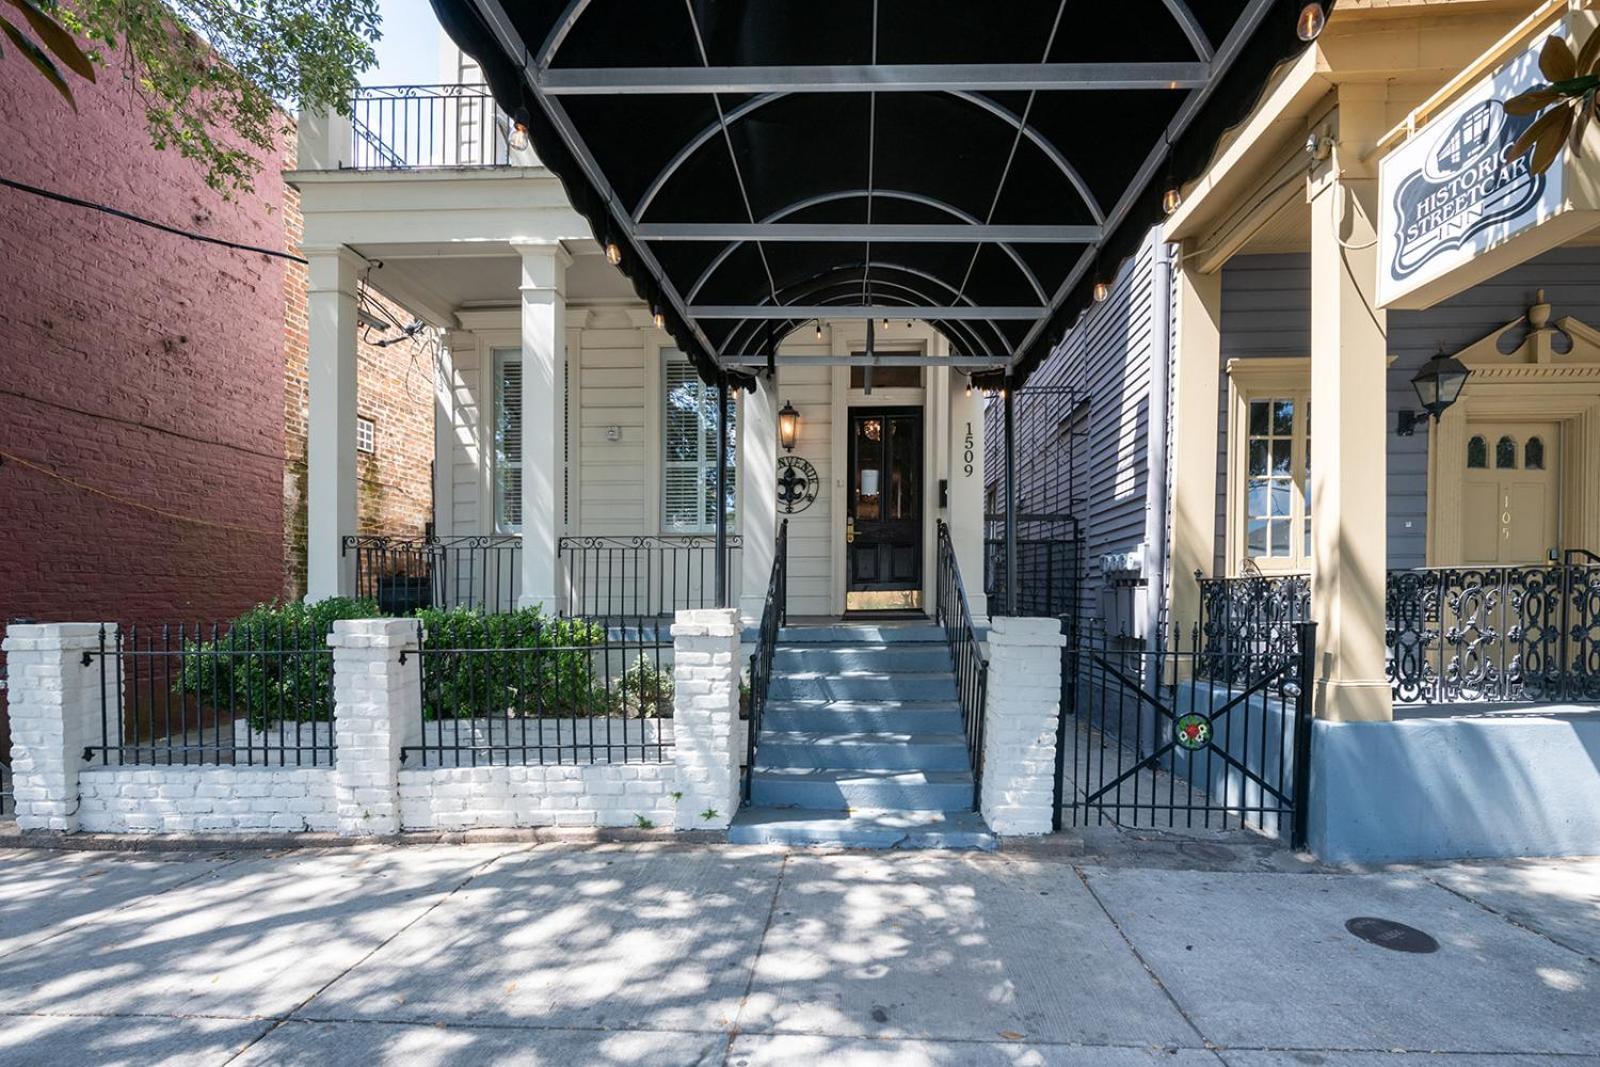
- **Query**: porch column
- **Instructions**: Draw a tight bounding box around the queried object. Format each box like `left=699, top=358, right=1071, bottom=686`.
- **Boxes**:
left=1308, top=89, right=1393, bottom=722
left=947, top=373, right=988, bottom=617
left=1167, top=247, right=1223, bottom=632
left=306, top=246, right=363, bottom=601
left=514, top=242, right=569, bottom=614
left=739, top=374, right=778, bottom=624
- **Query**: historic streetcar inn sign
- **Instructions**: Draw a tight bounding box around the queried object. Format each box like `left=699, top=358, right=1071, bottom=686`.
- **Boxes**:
left=1379, top=13, right=1598, bottom=310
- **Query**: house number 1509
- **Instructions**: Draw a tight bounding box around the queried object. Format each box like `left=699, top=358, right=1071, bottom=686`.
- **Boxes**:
left=962, top=421, right=975, bottom=476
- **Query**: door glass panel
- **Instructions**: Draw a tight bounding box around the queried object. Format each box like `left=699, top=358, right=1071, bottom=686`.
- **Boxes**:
left=1467, top=435, right=1487, bottom=468
left=1496, top=435, right=1517, bottom=469
left=855, top=417, right=882, bottom=521
left=1525, top=436, right=1545, bottom=470
left=888, top=416, right=917, bottom=521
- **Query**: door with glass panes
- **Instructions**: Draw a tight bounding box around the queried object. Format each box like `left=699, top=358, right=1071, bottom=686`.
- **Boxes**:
left=846, top=408, right=922, bottom=611
left=1461, top=422, right=1560, bottom=565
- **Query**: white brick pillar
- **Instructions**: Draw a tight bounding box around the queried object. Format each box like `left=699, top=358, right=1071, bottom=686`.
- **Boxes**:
left=981, top=616, right=1067, bottom=835
left=670, top=608, right=741, bottom=830
left=330, top=618, right=422, bottom=835
left=3, top=623, right=108, bottom=833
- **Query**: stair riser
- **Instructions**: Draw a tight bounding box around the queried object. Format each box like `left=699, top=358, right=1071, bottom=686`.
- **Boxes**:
left=763, top=710, right=965, bottom=733
left=769, top=676, right=958, bottom=702
left=756, top=741, right=972, bottom=771
left=773, top=647, right=954, bottom=673
left=776, top=626, right=945, bottom=645
left=750, top=777, right=975, bottom=811
left=727, top=823, right=996, bottom=850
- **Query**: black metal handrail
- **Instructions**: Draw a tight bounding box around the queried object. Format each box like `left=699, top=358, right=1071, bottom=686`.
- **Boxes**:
left=936, top=520, right=989, bottom=811
left=560, top=534, right=742, bottom=618
left=343, top=534, right=520, bottom=615
left=348, top=84, right=513, bottom=169
left=743, top=520, right=788, bottom=804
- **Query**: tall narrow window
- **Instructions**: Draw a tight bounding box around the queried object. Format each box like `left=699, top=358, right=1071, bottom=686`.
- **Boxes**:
left=494, top=348, right=522, bottom=533
left=1228, top=364, right=1311, bottom=573
left=662, top=351, right=736, bottom=532
left=1245, top=397, right=1300, bottom=559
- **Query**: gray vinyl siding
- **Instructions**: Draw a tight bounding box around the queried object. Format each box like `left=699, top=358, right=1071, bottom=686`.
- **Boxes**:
left=1215, top=245, right=1600, bottom=573
left=996, top=227, right=1163, bottom=622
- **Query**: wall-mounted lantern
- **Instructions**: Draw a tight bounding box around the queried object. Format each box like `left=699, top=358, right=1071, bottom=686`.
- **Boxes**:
left=778, top=400, right=800, bottom=453
left=1398, top=348, right=1471, bottom=435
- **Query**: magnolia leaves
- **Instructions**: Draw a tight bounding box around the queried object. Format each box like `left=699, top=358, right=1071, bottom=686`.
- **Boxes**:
left=0, top=0, right=95, bottom=111
left=1503, top=32, right=1600, bottom=175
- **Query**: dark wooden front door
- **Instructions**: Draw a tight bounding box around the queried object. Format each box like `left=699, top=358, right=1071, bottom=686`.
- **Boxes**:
left=846, top=408, right=923, bottom=610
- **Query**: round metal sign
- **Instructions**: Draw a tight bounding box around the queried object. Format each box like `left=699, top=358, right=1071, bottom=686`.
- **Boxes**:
left=1174, top=713, right=1212, bottom=751
left=777, top=456, right=819, bottom=514
left=1344, top=917, right=1439, bottom=954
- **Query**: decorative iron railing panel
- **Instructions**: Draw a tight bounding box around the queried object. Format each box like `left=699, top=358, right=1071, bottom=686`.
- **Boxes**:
left=348, top=84, right=512, bottom=169
left=936, top=520, right=989, bottom=811
left=560, top=535, right=741, bottom=619
left=85, top=622, right=337, bottom=767
left=405, top=613, right=673, bottom=767
left=344, top=535, right=521, bottom=615
left=743, top=521, right=787, bottom=804
left=1199, top=557, right=1600, bottom=705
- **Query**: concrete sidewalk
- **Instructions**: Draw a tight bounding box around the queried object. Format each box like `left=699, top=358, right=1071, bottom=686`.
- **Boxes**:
left=0, top=834, right=1594, bottom=1066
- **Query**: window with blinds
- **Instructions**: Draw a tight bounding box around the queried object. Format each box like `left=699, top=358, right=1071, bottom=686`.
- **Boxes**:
left=494, top=348, right=522, bottom=532
left=662, top=352, right=735, bottom=532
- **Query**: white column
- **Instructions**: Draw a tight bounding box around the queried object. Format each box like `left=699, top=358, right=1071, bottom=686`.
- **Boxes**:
left=330, top=618, right=422, bottom=835
left=306, top=246, right=363, bottom=602
left=670, top=608, right=742, bottom=830
left=1168, top=250, right=1223, bottom=631
left=3, top=622, right=107, bottom=833
left=514, top=242, right=570, bottom=613
left=980, top=616, right=1066, bottom=835
left=296, top=107, right=352, bottom=170
left=740, top=374, right=778, bottom=624
left=947, top=374, right=988, bottom=618
left=1309, top=90, right=1393, bottom=723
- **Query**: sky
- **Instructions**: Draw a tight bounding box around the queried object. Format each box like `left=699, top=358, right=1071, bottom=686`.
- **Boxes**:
left=365, top=0, right=449, bottom=86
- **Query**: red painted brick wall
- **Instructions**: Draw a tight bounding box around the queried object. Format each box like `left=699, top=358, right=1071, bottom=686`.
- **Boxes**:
left=0, top=47, right=292, bottom=629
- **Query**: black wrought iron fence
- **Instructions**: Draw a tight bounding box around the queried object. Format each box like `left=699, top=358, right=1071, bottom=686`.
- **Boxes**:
left=1197, top=571, right=1310, bottom=684
left=344, top=535, right=520, bottom=615
left=560, top=535, right=740, bottom=618
left=404, top=612, right=673, bottom=767
left=348, top=84, right=512, bottom=169
left=85, top=622, right=337, bottom=767
left=1065, top=622, right=1316, bottom=847
left=743, top=521, right=787, bottom=804
left=936, top=520, right=989, bottom=811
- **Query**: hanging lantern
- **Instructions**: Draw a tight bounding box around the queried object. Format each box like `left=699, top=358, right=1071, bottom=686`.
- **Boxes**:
left=1162, top=187, right=1182, bottom=214
left=1296, top=2, right=1327, bottom=42
left=777, top=400, right=801, bottom=452
left=1410, top=348, right=1471, bottom=420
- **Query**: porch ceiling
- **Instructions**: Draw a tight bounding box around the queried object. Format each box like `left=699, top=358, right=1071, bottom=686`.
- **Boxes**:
left=428, top=0, right=1318, bottom=385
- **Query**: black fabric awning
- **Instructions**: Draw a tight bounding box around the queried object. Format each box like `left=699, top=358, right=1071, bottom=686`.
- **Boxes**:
left=429, top=0, right=1317, bottom=386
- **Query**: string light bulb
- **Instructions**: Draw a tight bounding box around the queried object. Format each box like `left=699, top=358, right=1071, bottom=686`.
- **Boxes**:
left=882, top=316, right=889, bottom=329
left=1162, top=187, right=1182, bottom=214
left=508, top=107, right=531, bottom=152
left=604, top=239, right=621, bottom=266
left=1093, top=281, right=1111, bottom=303
left=651, top=305, right=664, bottom=330
left=964, top=379, right=973, bottom=398
left=814, top=320, right=823, bottom=341
left=1295, top=2, right=1326, bottom=41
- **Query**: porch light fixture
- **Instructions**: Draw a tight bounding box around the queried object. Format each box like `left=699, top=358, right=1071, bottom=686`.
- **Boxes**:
left=1162, top=187, right=1182, bottom=214
left=1295, top=2, right=1327, bottom=42
left=1410, top=347, right=1471, bottom=421
left=778, top=400, right=800, bottom=452
left=508, top=107, right=532, bottom=152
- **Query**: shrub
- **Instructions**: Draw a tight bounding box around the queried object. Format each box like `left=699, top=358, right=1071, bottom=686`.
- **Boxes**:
left=416, top=606, right=608, bottom=721
left=614, top=655, right=674, bottom=718
left=174, top=598, right=376, bottom=731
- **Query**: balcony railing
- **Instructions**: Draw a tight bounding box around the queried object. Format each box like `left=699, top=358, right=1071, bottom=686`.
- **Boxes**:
left=1198, top=555, right=1600, bottom=705
left=345, top=534, right=520, bottom=614
left=347, top=84, right=513, bottom=169
left=560, top=535, right=741, bottom=619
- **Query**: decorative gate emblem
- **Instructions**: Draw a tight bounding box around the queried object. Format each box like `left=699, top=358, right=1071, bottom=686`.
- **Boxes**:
left=1174, top=713, right=1212, bottom=751
left=777, top=456, right=819, bottom=514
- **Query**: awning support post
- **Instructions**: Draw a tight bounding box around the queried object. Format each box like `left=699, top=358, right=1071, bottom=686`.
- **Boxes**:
left=715, top=374, right=730, bottom=608
left=1003, top=377, right=1019, bottom=617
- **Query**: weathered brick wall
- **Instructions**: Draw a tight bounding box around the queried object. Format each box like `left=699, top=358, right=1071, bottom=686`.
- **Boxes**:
left=280, top=258, right=436, bottom=601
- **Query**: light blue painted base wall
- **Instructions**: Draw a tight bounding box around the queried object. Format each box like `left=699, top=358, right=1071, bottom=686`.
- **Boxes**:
left=1307, top=713, right=1600, bottom=864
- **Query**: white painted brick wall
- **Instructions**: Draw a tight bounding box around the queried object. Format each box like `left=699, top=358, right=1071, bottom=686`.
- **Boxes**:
left=670, top=608, right=742, bottom=830
left=330, top=618, right=422, bottom=836
left=77, top=768, right=338, bottom=833
left=3, top=623, right=105, bottom=832
left=981, top=616, right=1067, bottom=836
left=397, top=763, right=677, bottom=830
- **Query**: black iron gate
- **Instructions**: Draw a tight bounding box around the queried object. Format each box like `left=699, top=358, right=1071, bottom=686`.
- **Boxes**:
left=1063, top=622, right=1316, bottom=847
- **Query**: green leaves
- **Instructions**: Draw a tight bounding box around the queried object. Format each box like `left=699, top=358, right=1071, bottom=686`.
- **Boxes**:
left=0, top=0, right=94, bottom=110
left=1502, top=30, right=1600, bottom=175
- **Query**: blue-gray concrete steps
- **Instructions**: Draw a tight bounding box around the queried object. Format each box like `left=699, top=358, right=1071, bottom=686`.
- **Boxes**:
left=730, top=622, right=995, bottom=850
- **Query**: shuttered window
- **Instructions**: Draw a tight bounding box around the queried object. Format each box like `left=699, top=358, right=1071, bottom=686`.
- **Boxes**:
left=494, top=348, right=522, bottom=532
left=662, top=351, right=735, bottom=532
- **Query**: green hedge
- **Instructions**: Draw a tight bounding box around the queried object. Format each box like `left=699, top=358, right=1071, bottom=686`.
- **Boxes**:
left=415, top=606, right=609, bottom=721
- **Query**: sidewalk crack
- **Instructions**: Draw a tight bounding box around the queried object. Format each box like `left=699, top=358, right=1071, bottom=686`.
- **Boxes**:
left=721, top=851, right=789, bottom=1065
